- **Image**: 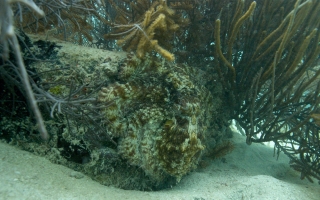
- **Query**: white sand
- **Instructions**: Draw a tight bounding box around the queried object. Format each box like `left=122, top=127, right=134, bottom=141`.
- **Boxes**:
left=1, top=133, right=319, bottom=200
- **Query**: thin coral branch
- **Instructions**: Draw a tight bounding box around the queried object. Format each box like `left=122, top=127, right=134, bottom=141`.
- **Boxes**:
left=1, top=0, right=49, bottom=140
left=214, top=19, right=235, bottom=83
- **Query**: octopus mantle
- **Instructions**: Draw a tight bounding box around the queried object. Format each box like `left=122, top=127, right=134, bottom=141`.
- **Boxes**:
left=98, top=56, right=214, bottom=182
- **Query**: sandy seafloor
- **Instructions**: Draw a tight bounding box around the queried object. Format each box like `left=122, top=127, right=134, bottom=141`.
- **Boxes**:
left=1, top=131, right=319, bottom=200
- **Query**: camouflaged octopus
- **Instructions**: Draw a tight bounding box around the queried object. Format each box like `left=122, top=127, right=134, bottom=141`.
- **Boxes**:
left=98, top=55, right=215, bottom=182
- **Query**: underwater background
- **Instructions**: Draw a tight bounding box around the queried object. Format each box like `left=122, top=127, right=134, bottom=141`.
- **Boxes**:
left=0, top=0, right=319, bottom=196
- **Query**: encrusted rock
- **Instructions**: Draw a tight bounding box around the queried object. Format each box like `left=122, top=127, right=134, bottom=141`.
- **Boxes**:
left=21, top=36, right=228, bottom=190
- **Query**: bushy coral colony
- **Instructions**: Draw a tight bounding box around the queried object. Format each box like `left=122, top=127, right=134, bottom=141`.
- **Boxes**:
left=104, top=0, right=178, bottom=61
left=0, top=0, right=319, bottom=190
